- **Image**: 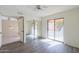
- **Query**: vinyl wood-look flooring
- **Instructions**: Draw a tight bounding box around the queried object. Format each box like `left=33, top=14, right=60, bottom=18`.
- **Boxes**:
left=0, top=37, right=79, bottom=53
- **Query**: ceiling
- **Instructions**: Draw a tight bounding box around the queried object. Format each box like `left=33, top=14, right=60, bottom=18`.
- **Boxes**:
left=0, top=5, right=79, bottom=20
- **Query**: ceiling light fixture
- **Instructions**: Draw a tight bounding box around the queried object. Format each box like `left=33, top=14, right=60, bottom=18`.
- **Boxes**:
left=36, top=5, right=41, bottom=10
left=35, top=5, right=48, bottom=11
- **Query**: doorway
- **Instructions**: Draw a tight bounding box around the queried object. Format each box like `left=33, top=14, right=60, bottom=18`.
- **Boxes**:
left=31, top=20, right=38, bottom=38
left=47, top=18, right=64, bottom=42
left=18, top=17, right=24, bottom=42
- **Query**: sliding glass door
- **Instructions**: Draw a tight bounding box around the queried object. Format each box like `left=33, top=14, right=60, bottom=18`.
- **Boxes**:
left=48, top=19, right=55, bottom=39
left=55, top=19, right=64, bottom=42
left=48, top=18, right=64, bottom=42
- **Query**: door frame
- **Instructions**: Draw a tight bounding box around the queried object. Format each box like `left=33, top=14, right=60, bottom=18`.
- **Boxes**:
left=17, top=16, right=24, bottom=43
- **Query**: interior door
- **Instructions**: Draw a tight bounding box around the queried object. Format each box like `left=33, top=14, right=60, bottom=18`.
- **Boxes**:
left=18, top=17, right=24, bottom=42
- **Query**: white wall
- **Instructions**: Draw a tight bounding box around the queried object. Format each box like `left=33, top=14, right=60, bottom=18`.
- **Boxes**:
left=41, top=8, right=79, bottom=48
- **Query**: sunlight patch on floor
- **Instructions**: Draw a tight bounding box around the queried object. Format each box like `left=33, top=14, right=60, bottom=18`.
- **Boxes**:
left=40, top=39, right=62, bottom=48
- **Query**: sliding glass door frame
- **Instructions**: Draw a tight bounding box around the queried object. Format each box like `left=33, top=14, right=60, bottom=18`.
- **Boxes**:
left=47, top=18, right=64, bottom=43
